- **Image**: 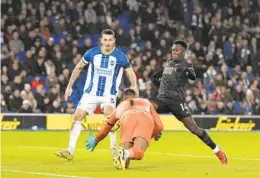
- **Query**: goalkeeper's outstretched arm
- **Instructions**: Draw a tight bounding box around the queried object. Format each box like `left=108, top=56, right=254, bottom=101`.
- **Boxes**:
left=95, top=111, right=118, bottom=142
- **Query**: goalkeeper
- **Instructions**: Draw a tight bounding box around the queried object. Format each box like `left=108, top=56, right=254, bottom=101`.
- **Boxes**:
left=85, top=88, right=163, bottom=170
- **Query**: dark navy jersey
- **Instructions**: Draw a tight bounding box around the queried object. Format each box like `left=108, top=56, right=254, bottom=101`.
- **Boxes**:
left=151, top=59, right=196, bottom=101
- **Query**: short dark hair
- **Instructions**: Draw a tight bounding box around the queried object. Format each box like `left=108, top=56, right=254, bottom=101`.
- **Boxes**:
left=123, top=88, right=136, bottom=96
left=101, top=29, right=115, bottom=37
left=173, top=40, right=188, bottom=49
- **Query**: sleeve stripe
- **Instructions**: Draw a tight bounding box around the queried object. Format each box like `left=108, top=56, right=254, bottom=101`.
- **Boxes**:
left=106, top=121, right=115, bottom=127
left=124, top=62, right=131, bottom=69
left=81, top=57, right=88, bottom=64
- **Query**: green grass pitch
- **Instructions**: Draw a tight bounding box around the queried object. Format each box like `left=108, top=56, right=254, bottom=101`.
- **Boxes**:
left=1, top=131, right=260, bottom=178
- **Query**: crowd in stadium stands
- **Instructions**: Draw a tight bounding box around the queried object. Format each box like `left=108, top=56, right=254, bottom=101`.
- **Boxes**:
left=1, top=0, right=260, bottom=115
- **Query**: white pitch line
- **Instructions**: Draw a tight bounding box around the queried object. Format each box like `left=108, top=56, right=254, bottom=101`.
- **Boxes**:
left=0, top=169, right=92, bottom=178
left=17, top=146, right=260, bottom=161
left=18, top=146, right=108, bottom=152
left=147, top=152, right=214, bottom=158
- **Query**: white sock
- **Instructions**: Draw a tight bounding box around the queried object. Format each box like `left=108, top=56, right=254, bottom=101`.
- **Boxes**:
left=213, top=145, right=220, bottom=153
left=68, top=120, right=82, bottom=155
left=109, top=132, right=117, bottom=148
left=124, top=149, right=130, bottom=159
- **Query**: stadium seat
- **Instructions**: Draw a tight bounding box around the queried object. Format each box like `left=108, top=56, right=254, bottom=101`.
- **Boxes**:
left=16, top=51, right=26, bottom=61
left=233, top=102, right=241, bottom=114
left=77, top=38, right=85, bottom=48
left=91, top=34, right=100, bottom=45
left=26, top=75, right=35, bottom=82
left=118, top=47, right=130, bottom=54
left=138, top=41, right=146, bottom=51
left=117, top=11, right=133, bottom=34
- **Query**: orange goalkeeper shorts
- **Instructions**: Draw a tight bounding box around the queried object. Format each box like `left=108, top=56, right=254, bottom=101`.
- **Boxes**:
left=120, top=111, right=155, bottom=144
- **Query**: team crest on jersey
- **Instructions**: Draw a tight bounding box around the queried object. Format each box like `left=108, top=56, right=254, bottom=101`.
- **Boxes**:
left=163, top=67, right=176, bottom=75
left=110, top=60, right=114, bottom=66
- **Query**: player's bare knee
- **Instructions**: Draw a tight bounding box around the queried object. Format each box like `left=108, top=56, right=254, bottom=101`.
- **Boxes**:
left=74, top=114, right=85, bottom=121
left=74, top=109, right=88, bottom=121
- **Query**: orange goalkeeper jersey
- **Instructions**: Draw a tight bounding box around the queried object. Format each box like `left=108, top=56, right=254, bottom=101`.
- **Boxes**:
left=95, top=98, right=163, bottom=142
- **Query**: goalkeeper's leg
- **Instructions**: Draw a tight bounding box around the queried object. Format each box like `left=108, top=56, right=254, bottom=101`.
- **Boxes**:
left=119, top=142, right=134, bottom=169
left=117, top=137, right=148, bottom=170
left=115, top=115, right=152, bottom=170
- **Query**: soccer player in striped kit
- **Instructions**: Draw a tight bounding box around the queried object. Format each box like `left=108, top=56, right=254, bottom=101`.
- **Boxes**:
left=55, top=29, right=138, bottom=160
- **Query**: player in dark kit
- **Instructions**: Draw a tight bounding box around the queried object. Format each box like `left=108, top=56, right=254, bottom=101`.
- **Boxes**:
left=149, top=40, right=228, bottom=164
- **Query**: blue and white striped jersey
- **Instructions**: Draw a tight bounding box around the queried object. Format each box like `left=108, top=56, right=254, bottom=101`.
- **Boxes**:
left=82, top=46, right=130, bottom=97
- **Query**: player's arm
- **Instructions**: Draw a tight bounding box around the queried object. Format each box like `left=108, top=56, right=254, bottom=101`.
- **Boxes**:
left=125, top=67, right=138, bottom=92
left=95, top=110, right=119, bottom=142
left=64, top=60, right=87, bottom=101
left=150, top=105, right=164, bottom=140
left=64, top=48, right=93, bottom=101
left=121, top=52, right=138, bottom=95
left=151, top=68, right=164, bottom=87
left=185, top=63, right=196, bottom=80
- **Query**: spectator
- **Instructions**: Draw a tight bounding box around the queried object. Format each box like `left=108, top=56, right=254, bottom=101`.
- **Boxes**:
left=31, top=75, right=44, bottom=90
left=232, top=85, right=246, bottom=102
left=45, top=38, right=54, bottom=59
left=1, top=0, right=259, bottom=115
left=252, top=98, right=260, bottom=115
left=23, top=50, right=38, bottom=76
left=47, top=99, right=62, bottom=113
left=9, top=89, right=23, bottom=112
left=116, top=28, right=127, bottom=47
left=47, top=87, right=59, bottom=104
left=34, top=84, right=46, bottom=112
left=80, top=39, right=92, bottom=55
left=0, top=94, right=8, bottom=113
left=246, top=65, right=255, bottom=82
left=45, top=60, right=56, bottom=76
left=19, top=100, right=33, bottom=113
left=88, top=16, right=100, bottom=34
left=84, top=3, right=97, bottom=24
left=224, top=101, right=234, bottom=115
left=216, top=102, right=225, bottom=114
left=203, top=65, right=217, bottom=84
left=46, top=72, right=58, bottom=89
left=8, top=31, right=24, bottom=53
left=8, top=60, right=23, bottom=81
left=198, top=101, right=208, bottom=115
left=12, top=76, right=24, bottom=91
left=64, top=100, right=75, bottom=114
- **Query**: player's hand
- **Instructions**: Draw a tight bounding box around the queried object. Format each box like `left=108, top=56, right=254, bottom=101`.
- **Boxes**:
left=85, top=133, right=98, bottom=152
left=130, top=86, right=139, bottom=96
left=154, top=132, right=162, bottom=141
left=64, top=87, right=73, bottom=101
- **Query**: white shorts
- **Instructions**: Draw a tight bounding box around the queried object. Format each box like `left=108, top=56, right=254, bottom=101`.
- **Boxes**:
left=76, top=93, right=116, bottom=114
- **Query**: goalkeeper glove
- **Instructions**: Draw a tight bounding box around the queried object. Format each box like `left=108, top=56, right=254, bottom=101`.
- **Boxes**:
left=86, top=133, right=98, bottom=152
left=154, top=132, right=162, bottom=141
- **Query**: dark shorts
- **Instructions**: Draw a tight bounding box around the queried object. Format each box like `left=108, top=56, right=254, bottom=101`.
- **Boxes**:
left=149, top=97, right=192, bottom=120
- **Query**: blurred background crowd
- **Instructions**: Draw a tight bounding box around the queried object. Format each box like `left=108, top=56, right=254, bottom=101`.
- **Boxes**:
left=1, top=0, right=260, bottom=115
